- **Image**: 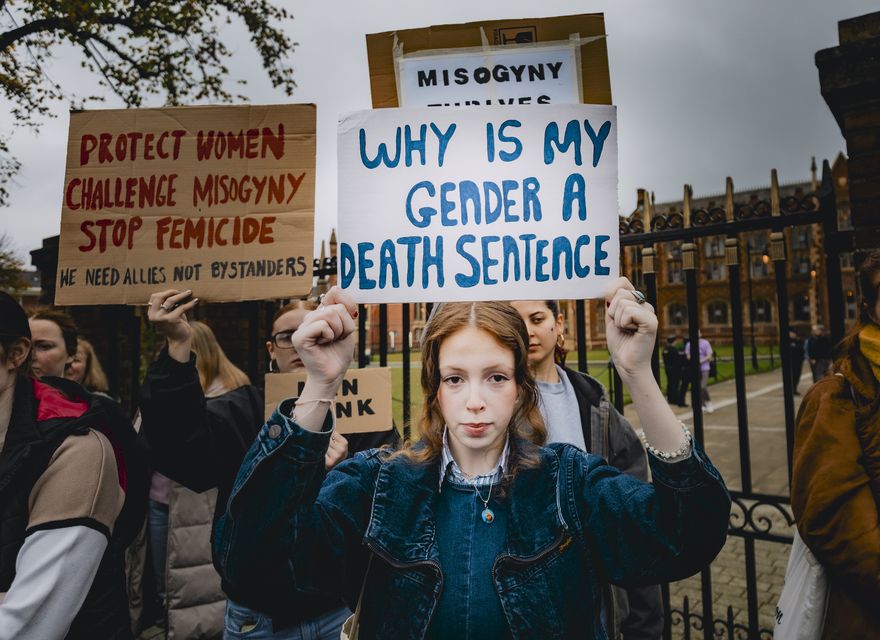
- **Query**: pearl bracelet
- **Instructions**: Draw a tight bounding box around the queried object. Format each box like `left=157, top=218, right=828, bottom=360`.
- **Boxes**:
left=290, top=398, right=335, bottom=423
left=639, top=422, right=693, bottom=460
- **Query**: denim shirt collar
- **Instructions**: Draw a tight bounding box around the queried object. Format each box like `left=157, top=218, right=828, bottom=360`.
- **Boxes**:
left=440, top=427, right=510, bottom=489
left=365, top=441, right=566, bottom=566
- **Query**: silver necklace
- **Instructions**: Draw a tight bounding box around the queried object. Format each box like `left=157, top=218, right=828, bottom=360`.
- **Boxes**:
left=473, top=481, right=495, bottom=524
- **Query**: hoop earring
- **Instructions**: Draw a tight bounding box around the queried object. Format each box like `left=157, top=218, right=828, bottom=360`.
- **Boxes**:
left=269, top=359, right=278, bottom=373
left=556, top=334, right=565, bottom=349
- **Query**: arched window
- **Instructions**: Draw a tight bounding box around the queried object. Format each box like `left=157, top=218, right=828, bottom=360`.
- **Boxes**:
left=667, top=302, right=688, bottom=326
left=792, top=294, right=811, bottom=322
left=707, top=300, right=729, bottom=325
left=751, top=299, right=773, bottom=324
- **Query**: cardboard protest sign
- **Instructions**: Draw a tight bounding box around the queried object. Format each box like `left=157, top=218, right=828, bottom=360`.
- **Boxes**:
left=264, top=368, right=393, bottom=434
left=337, top=104, right=619, bottom=303
left=366, top=14, right=611, bottom=109
left=55, top=104, right=316, bottom=305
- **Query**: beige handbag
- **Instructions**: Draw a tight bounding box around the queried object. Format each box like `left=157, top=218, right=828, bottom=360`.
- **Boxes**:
left=340, top=554, right=373, bottom=640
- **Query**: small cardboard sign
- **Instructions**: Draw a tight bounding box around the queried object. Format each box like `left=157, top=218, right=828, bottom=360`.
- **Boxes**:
left=264, top=367, right=394, bottom=435
left=337, top=103, right=619, bottom=303
left=366, top=13, right=611, bottom=109
left=55, top=104, right=317, bottom=305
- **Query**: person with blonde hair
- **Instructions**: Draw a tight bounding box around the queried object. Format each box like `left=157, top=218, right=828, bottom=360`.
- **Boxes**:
left=136, top=291, right=264, bottom=638
left=215, top=281, right=731, bottom=639
left=66, top=337, right=110, bottom=394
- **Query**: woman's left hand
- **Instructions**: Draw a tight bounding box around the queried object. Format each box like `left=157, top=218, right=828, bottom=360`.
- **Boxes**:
left=605, top=277, right=658, bottom=382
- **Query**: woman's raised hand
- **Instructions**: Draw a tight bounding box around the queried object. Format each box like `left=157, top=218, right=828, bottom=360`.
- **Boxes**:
left=148, top=289, right=199, bottom=362
left=604, top=277, right=658, bottom=382
left=291, top=286, right=357, bottom=393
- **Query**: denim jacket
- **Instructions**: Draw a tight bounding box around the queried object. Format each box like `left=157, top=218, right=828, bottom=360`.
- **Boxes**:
left=214, top=401, right=730, bottom=639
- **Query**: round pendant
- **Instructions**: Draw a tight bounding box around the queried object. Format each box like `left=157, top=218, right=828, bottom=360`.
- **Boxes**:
left=481, top=508, right=495, bottom=524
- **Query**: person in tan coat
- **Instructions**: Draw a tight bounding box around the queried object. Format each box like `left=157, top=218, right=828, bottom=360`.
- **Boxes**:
left=792, top=249, right=880, bottom=640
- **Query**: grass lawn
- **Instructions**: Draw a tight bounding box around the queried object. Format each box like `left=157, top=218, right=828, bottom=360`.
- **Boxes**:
left=379, top=344, right=782, bottom=435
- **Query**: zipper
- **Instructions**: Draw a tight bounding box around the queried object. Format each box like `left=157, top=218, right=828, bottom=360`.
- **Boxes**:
left=364, top=540, right=443, bottom=640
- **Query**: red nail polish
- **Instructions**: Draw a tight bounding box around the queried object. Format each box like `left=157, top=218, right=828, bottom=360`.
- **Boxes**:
left=352, top=310, right=359, bottom=319
left=606, top=301, right=611, bottom=308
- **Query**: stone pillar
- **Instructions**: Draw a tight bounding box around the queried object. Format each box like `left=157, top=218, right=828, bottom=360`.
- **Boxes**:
left=816, top=12, right=880, bottom=248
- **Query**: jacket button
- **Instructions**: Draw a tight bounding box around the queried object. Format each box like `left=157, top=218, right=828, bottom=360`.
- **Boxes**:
left=268, top=424, right=282, bottom=439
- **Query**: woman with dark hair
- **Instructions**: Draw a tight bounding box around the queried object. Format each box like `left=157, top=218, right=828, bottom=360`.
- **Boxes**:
left=509, top=299, right=663, bottom=639
left=792, top=249, right=880, bottom=638
left=0, top=292, right=126, bottom=639
left=214, top=281, right=731, bottom=639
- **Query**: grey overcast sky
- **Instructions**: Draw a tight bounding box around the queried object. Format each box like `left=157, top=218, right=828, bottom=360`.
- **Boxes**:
left=0, top=0, right=873, bottom=263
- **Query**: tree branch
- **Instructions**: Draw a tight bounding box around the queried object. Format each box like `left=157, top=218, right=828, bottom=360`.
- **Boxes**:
left=0, top=16, right=71, bottom=52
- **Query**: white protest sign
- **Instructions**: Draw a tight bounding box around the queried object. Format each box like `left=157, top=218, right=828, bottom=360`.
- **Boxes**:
left=338, top=104, right=618, bottom=303
left=397, top=42, right=582, bottom=107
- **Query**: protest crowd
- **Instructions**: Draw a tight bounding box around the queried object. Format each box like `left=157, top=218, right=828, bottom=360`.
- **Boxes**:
left=1, top=8, right=877, bottom=640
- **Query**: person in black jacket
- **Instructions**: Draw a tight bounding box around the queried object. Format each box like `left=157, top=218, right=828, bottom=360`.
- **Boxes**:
left=805, top=324, right=833, bottom=383
left=140, top=290, right=399, bottom=640
left=510, top=299, right=665, bottom=640
left=662, top=335, right=683, bottom=404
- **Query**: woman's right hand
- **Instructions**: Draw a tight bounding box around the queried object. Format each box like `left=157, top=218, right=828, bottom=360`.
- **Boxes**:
left=148, top=290, right=199, bottom=362
left=292, top=286, right=357, bottom=394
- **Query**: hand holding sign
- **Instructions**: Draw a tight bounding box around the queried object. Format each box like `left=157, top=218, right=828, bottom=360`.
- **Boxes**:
left=292, top=286, right=358, bottom=406
left=148, top=289, right=200, bottom=363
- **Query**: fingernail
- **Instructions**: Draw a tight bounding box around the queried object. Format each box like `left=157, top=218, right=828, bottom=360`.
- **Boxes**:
left=606, top=301, right=611, bottom=308
left=352, top=310, right=359, bottom=319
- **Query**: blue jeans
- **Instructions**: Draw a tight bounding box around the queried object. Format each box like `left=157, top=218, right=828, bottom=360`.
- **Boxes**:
left=147, top=499, right=169, bottom=605
left=224, top=600, right=350, bottom=640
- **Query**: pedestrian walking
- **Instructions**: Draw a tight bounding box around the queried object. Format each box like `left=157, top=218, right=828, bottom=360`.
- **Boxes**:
left=685, top=331, right=714, bottom=413
left=805, top=324, right=832, bottom=382
left=214, top=280, right=731, bottom=639
left=662, top=335, right=683, bottom=405
left=510, top=299, right=664, bottom=640
left=792, top=249, right=880, bottom=638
